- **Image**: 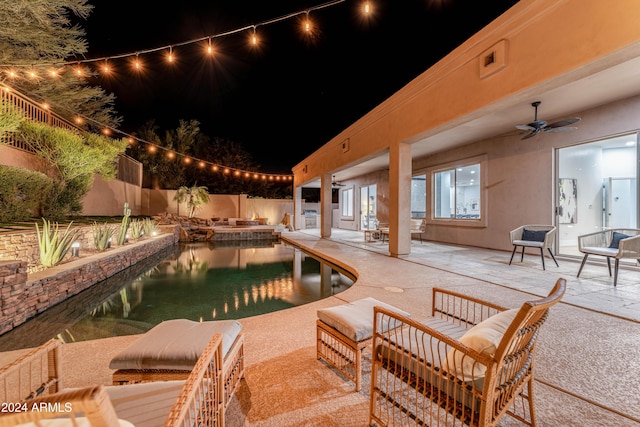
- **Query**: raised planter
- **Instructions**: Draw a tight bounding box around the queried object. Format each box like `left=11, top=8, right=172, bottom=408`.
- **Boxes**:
left=0, top=226, right=180, bottom=335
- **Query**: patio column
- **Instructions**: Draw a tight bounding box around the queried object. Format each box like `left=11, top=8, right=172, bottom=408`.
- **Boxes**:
left=293, top=185, right=303, bottom=230
left=320, top=173, right=333, bottom=238
left=389, top=142, right=412, bottom=257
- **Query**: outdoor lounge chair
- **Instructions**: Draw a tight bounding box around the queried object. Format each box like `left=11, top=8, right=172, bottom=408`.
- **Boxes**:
left=369, top=278, right=566, bottom=427
left=509, top=224, right=559, bottom=270
left=577, top=228, right=640, bottom=286
left=0, top=335, right=224, bottom=427
left=109, top=318, right=244, bottom=410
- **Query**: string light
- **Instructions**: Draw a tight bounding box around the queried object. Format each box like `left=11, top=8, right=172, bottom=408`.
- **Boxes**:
left=363, top=1, right=372, bottom=15
left=303, top=12, right=312, bottom=33
left=133, top=54, right=142, bottom=71
left=0, top=0, right=348, bottom=74
left=250, top=27, right=259, bottom=47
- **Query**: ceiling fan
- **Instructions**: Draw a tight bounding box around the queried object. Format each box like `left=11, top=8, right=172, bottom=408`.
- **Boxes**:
left=332, top=175, right=345, bottom=187
left=516, top=101, right=581, bottom=140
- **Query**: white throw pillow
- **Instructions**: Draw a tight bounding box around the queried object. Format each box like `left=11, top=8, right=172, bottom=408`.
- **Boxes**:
left=444, top=308, right=519, bottom=382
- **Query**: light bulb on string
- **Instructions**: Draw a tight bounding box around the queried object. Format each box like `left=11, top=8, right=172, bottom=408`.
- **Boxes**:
left=206, top=38, right=215, bottom=56
left=363, top=1, right=372, bottom=15
left=167, top=46, right=175, bottom=63
left=303, top=11, right=312, bottom=34
left=133, top=53, right=143, bottom=71
left=249, top=26, right=259, bottom=47
left=101, top=60, right=111, bottom=75
left=74, top=64, right=84, bottom=77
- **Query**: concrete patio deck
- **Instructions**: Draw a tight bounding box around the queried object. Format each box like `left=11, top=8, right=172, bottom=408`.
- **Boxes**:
left=9, top=229, right=640, bottom=426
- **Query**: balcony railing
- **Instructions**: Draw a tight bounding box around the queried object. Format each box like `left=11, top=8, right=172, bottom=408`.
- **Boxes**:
left=1, top=86, right=141, bottom=186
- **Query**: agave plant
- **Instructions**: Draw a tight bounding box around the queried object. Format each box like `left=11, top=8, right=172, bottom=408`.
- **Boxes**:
left=92, top=221, right=115, bottom=251
left=142, top=217, right=160, bottom=236
left=128, top=218, right=144, bottom=240
left=35, top=218, right=78, bottom=268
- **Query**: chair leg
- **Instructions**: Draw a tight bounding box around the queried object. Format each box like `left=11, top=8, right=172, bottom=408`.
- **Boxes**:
left=614, top=258, right=620, bottom=286
left=509, top=245, right=518, bottom=265
left=547, top=248, right=559, bottom=267
left=520, top=246, right=525, bottom=262
left=539, top=248, right=546, bottom=270
left=527, top=378, right=538, bottom=427
left=577, top=254, right=589, bottom=277
left=606, top=257, right=612, bottom=277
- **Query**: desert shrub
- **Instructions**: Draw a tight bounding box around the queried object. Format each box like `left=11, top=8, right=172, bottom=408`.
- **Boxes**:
left=0, top=165, right=53, bottom=222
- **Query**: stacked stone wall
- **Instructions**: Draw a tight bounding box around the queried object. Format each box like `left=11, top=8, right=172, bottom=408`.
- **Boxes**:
left=0, top=225, right=179, bottom=335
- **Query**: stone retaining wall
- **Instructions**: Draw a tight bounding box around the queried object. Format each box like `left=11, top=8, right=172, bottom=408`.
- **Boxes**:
left=0, top=226, right=180, bottom=335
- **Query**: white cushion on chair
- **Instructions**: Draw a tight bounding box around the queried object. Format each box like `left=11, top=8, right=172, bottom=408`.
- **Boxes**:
left=444, top=309, right=519, bottom=381
left=318, top=297, right=410, bottom=342
left=109, top=318, right=242, bottom=370
left=106, top=380, right=185, bottom=427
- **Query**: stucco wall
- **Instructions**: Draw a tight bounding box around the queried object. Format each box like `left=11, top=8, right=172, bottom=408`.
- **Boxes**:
left=411, top=95, right=640, bottom=252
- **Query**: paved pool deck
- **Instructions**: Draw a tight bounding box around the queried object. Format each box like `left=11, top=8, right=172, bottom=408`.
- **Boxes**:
left=6, top=228, right=640, bottom=426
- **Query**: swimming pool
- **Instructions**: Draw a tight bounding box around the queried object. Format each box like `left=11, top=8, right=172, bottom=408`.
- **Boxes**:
left=0, top=240, right=354, bottom=351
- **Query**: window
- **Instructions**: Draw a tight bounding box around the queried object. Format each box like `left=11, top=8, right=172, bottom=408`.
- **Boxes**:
left=434, top=164, right=481, bottom=219
left=411, top=175, right=427, bottom=218
left=341, top=187, right=353, bottom=218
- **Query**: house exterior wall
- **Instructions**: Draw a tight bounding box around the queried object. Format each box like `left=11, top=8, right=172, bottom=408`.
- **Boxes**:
left=292, top=0, right=640, bottom=254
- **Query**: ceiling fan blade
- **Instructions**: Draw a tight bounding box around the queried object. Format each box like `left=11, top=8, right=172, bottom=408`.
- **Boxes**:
left=545, top=117, right=581, bottom=129
left=544, top=126, right=578, bottom=134
left=521, top=130, right=539, bottom=140
left=516, top=124, right=535, bottom=131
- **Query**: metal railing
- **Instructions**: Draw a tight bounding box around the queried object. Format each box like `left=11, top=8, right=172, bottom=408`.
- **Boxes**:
left=0, top=86, right=142, bottom=186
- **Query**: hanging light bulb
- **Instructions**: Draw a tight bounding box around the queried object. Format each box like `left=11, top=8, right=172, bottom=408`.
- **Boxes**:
left=250, top=26, right=259, bottom=46
left=167, top=46, right=175, bottom=63
left=363, top=1, right=372, bottom=15
left=303, top=11, right=312, bottom=34
left=206, top=38, right=215, bottom=56
left=133, top=53, right=142, bottom=71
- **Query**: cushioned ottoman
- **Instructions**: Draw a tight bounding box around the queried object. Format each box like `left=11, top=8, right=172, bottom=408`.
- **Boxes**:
left=316, top=297, right=410, bottom=391
left=110, top=318, right=244, bottom=408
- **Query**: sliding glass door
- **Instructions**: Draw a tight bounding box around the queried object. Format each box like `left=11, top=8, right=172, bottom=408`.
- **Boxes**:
left=557, top=133, right=638, bottom=256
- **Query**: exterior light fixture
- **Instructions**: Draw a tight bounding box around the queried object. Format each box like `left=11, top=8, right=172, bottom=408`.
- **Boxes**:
left=71, top=242, right=80, bottom=257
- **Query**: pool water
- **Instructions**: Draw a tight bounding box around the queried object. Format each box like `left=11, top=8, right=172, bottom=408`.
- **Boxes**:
left=0, top=241, right=354, bottom=351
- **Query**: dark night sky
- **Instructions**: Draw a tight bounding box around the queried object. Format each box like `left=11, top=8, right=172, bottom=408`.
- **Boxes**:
left=83, top=0, right=519, bottom=174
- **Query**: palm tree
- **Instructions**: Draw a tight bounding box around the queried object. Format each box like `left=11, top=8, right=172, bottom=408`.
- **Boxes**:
left=174, top=184, right=210, bottom=218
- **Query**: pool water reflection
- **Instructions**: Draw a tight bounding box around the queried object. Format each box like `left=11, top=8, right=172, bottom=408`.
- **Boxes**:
left=0, top=241, right=354, bottom=351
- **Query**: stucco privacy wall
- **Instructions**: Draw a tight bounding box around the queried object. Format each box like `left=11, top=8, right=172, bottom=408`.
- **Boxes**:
left=294, top=0, right=640, bottom=184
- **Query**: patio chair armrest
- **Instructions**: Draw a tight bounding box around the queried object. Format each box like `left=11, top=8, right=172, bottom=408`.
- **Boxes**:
left=164, top=333, right=224, bottom=426
left=0, top=339, right=62, bottom=403
left=578, top=230, right=609, bottom=250
left=432, top=287, right=507, bottom=328
left=617, top=234, right=640, bottom=258
left=509, top=226, right=525, bottom=244
left=0, top=385, right=122, bottom=427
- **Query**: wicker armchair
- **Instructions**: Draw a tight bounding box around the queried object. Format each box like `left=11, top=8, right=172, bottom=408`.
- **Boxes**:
left=509, top=225, right=559, bottom=270
left=0, top=335, right=224, bottom=427
left=577, top=228, right=640, bottom=286
left=370, top=278, right=566, bottom=427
